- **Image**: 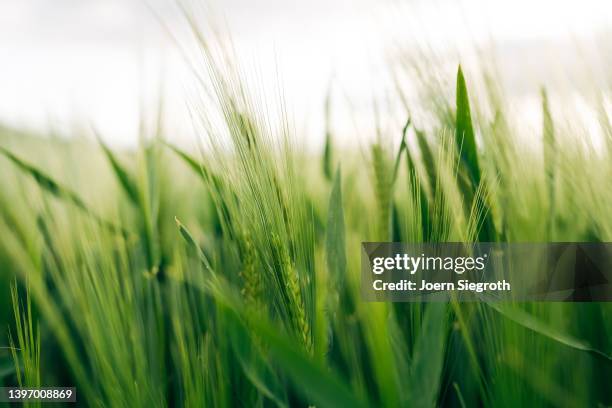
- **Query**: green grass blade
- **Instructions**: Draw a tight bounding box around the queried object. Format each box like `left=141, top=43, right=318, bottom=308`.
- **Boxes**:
left=392, top=119, right=410, bottom=183
left=165, top=143, right=236, bottom=241
left=229, top=318, right=288, bottom=408
left=418, top=186, right=431, bottom=241
left=140, top=142, right=162, bottom=268
left=325, top=167, right=346, bottom=288
left=389, top=120, right=410, bottom=242
left=415, top=129, right=437, bottom=196
left=164, top=142, right=207, bottom=179
left=404, top=141, right=431, bottom=241
left=164, top=142, right=227, bottom=197
left=503, top=348, right=581, bottom=408
left=195, top=277, right=369, bottom=408
left=0, top=147, right=126, bottom=235
left=391, top=202, right=402, bottom=242
left=371, top=144, right=392, bottom=240
left=322, top=84, right=334, bottom=181
left=489, top=303, right=612, bottom=363
left=541, top=88, right=556, bottom=237
left=249, top=315, right=369, bottom=408
left=175, top=217, right=214, bottom=274
left=0, top=146, right=71, bottom=199
left=455, top=67, right=497, bottom=241
left=98, top=140, right=140, bottom=205
left=453, top=383, right=467, bottom=408
left=455, top=65, right=481, bottom=186
left=542, top=88, right=555, bottom=178
left=9, top=282, right=40, bottom=389
left=410, top=302, right=447, bottom=408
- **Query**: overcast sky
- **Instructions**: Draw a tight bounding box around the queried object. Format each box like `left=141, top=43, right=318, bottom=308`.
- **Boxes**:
left=1, top=0, right=610, bottom=147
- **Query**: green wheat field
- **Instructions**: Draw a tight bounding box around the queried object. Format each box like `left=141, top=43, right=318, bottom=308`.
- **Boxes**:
left=1, top=16, right=611, bottom=408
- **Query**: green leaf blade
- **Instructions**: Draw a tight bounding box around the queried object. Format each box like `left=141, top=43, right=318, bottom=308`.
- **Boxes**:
left=325, top=167, right=347, bottom=288
left=410, top=302, right=448, bottom=408
left=455, top=66, right=481, bottom=186
left=98, top=140, right=140, bottom=206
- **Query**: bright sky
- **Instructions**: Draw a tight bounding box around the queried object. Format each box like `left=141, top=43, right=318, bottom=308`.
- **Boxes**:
left=0, top=0, right=610, bottom=147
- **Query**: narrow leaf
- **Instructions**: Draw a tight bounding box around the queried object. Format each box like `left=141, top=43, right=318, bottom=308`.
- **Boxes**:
left=455, top=67, right=497, bottom=241
left=166, top=143, right=236, bottom=241
left=197, top=278, right=369, bottom=408
left=405, top=147, right=431, bottom=241
left=164, top=142, right=226, bottom=197
left=391, top=202, right=402, bottom=242
left=489, top=303, right=612, bottom=363
left=229, top=318, right=288, bottom=408
left=248, top=314, right=369, bottom=408
left=325, top=167, right=346, bottom=287
left=392, top=118, right=410, bottom=183
left=455, top=65, right=481, bottom=186
left=98, top=140, right=140, bottom=205
left=322, top=84, right=334, bottom=181
left=453, top=383, right=467, bottom=408
left=415, top=129, right=437, bottom=197
left=410, top=302, right=448, bottom=408
left=175, top=216, right=214, bottom=274
left=371, top=144, right=392, bottom=241
left=0, top=147, right=127, bottom=235
left=164, top=142, right=207, bottom=179
left=541, top=88, right=556, bottom=237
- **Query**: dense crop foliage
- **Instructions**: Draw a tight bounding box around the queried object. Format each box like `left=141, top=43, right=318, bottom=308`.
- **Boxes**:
left=0, top=22, right=611, bottom=407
